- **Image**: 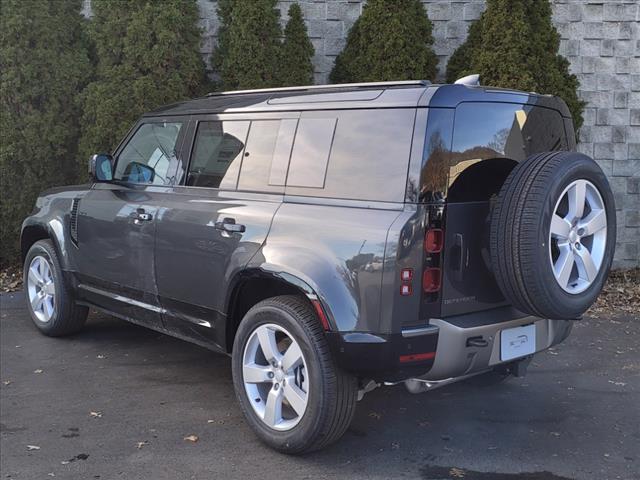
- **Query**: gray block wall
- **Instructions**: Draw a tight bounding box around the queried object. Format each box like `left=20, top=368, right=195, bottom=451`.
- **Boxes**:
left=87, top=0, right=640, bottom=268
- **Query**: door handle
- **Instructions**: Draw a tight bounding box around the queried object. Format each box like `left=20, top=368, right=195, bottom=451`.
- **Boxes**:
left=454, top=233, right=464, bottom=282
left=133, top=208, right=153, bottom=224
left=215, top=217, right=245, bottom=233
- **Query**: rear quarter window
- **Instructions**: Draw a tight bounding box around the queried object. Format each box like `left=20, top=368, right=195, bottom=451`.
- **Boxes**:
left=285, top=109, right=416, bottom=203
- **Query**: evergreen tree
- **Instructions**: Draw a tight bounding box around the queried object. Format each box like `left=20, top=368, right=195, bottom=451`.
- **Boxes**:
left=0, top=0, right=91, bottom=265
left=212, top=0, right=233, bottom=75
left=445, top=14, right=482, bottom=84
left=278, top=3, right=315, bottom=86
left=329, top=0, right=438, bottom=83
left=79, top=0, right=207, bottom=162
left=446, top=0, right=584, bottom=129
left=216, top=0, right=282, bottom=90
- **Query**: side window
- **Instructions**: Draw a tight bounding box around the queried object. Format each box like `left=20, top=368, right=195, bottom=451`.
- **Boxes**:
left=285, top=109, right=415, bottom=202
left=286, top=118, right=336, bottom=188
left=187, top=121, right=249, bottom=189
left=115, top=122, right=183, bottom=185
left=237, top=119, right=296, bottom=193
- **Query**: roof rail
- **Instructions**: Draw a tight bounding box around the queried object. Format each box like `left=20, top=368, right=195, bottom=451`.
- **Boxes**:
left=207, top=80, right=430, bottom=97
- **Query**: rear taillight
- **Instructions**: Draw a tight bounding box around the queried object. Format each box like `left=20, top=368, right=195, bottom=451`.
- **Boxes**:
left=424, top=228, right=443, bottom=253
left=423, top=267, right=441, bottom=293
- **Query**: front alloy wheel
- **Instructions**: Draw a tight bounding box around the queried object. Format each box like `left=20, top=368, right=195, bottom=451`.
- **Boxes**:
left=27, top=255, right=56, bottom=322
left=23, top=239, right=88, bottom=336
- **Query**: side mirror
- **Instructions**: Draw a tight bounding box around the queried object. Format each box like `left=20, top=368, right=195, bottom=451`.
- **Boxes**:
left=89, top=154, right=113, bottom=182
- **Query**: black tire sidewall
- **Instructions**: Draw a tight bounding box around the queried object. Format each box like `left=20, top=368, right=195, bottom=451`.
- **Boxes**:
left=23, top=240, right=65, bottom=334
left=530, top=154, right=616, bottom=317
left=231, top=301, right=328, bottom=452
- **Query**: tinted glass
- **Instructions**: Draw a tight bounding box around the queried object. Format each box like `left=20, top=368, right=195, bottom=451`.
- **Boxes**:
left=187, top=121, right=249, bottom=189
left=115, top=122, right=183, bottom=185
left=452, top=103, right=567, bottom=162
left=287, top=118, right=337, bottom=188
left=269, top=119, right=298, bottom=186
left=285, top=109, right=415, bottom=202
left=450, top=102, right=567, bottom=190
left=238, top=120, right=294, bottom=193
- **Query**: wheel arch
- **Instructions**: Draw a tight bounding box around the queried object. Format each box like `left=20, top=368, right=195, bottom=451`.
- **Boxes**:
left=21, top=223, right=62, bottom=265
left=224, top=269, right=331, bottom=353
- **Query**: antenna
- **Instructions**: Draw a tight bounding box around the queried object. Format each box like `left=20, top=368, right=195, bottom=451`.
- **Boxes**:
left=454, top=74, right=480, bottom=86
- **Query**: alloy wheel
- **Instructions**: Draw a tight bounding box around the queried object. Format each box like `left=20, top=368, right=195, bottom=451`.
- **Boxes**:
left=549, top=179, right=607, bottom=294
left=242, top=323, right=309, bottom=431
left=27, top=255, right=56, bottom=322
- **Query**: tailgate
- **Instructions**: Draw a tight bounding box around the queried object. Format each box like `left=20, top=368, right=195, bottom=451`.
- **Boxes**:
left=440, top=201, right=509, bottom=316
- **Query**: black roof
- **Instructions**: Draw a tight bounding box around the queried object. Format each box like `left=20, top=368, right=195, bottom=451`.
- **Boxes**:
left=144, top=80, right=571, bottom=119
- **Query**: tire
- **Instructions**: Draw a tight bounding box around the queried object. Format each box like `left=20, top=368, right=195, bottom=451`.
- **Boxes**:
left=490, top=151, right=616, bottom=320
left=23, top=239, right=88, bottom=336
left=231, top=295, right=357, bottom=454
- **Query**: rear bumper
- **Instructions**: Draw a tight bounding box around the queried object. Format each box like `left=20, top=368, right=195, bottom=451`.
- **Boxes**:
left=419, top=316, right=572, bottom=381
left=326, top=311, right=572, bottom=383
left=325, top=329, right=439, bottom=382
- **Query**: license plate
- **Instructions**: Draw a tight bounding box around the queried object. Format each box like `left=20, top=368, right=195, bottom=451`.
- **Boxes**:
left=500, top=324, right=536, bottom=361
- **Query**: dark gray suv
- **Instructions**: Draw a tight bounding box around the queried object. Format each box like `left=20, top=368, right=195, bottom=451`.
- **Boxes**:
left=21, top=80, right=615, bottom=453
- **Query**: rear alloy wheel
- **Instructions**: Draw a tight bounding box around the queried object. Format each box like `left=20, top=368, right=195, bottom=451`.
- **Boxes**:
left=242, top=323, right=309, bottom=431
left=232, top=295, right=357, bottom=454
left=490, top=151, right=616, bottom=320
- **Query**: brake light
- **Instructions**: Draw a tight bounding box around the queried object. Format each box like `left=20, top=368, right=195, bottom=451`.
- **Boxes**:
left=425, top=228, right=443, bottom=253
left=423, top=268, right=441, bottom=293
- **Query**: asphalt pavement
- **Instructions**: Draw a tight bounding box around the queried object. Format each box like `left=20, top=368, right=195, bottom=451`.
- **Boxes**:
left=1, top=291, right=638, bottom=480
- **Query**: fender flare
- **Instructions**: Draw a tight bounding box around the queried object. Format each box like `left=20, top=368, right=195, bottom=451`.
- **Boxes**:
left=225, top=266, right=336, bottom=330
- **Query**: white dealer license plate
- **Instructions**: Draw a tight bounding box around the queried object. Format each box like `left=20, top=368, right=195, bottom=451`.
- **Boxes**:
left=500, top=324, right=536, bottom=361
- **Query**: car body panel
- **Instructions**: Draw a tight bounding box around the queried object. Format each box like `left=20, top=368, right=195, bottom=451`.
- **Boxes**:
left=155, top=188, right=282, bottom=350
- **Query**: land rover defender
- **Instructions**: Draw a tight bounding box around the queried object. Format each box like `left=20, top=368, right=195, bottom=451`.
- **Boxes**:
left=21, top=80, right=615, bottom=453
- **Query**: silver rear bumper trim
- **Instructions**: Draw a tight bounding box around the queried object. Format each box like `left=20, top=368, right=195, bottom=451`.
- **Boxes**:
left=414, top=316, right=572, bottom=381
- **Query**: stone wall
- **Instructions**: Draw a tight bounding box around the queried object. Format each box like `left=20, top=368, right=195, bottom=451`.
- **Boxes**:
left=86, top=0, right=639, bottom=267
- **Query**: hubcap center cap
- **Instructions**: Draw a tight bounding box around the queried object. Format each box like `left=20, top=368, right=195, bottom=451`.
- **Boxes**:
left=568, top=229, right=578, bottom=244
left=274, top=369, right=285, bottom=383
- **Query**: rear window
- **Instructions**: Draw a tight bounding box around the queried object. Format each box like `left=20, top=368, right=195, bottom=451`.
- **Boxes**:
left=285, top=109, right=415, bottom=202
left=187, top=120, right=249, bottom=189
left=451, top=102, right=568, bottom=162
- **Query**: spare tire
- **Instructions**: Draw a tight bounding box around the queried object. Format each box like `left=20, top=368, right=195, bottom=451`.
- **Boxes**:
left=490, top=151, right=615, bottom=320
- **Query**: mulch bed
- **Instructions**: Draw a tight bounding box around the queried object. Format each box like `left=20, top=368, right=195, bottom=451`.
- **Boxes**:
left=1, top=264, right=637, bottom=317
left=587, top=267, right=639, bottom=317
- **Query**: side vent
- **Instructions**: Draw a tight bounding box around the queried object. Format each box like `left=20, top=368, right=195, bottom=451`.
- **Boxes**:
left=70, top=198, right=80, bottom=245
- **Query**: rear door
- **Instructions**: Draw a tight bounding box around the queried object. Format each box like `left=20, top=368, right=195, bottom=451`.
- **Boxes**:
left=154, top=112, right=298, bottom=349
left=75, top=119, right=187, bottom=326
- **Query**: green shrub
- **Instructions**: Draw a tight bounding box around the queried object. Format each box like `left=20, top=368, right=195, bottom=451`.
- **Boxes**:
left=79, top=0, right=208, bottom=163
left=446, top=0, right=584, bottom=130
left=329, top=0, right=438, bottom=83
left=278, top=3, right=315, bottom=86
left=214, top=0, right=283, bottom=90
left=0, top=0, right=91, bottom=266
